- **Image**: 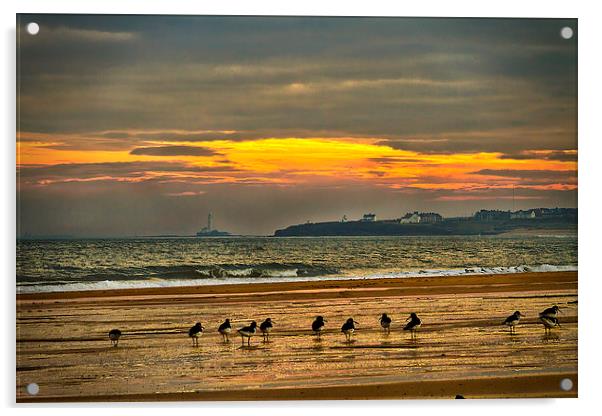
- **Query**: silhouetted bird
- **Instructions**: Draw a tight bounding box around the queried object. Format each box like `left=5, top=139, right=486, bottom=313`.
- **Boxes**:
left=237, top=321, right=258, bottom=346
left=312, top=316, right=327, bottom=338
left=380, top=313, right=392, bottom=334
left=503, top=311, right=524, bottom=333
left=188, top=322, right=204, bottom=346
left=540, top=315, right=561, bottom=333
left=403, top=313, right=422, bottom=338
left=539, top=305, right=560, bottom=318
left=341, top=317, right=359, bottom=342
left=218, top=319, right=232, bottom=342
left=260, top=318, right=274, bottom=342
left=108, top=329, right=121, bottom=347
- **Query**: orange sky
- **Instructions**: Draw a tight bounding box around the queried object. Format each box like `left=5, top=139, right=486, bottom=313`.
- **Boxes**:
left=17, top=133, right=577, bottom=191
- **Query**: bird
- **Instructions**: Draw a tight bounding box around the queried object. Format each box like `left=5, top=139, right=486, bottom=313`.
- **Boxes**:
left=341, top=317, right=359, bottom=342
left=260, top=318, right=274, bottom=342
left=312, top=316, right=327, bottom=338
left=539, top=305, right=560, bottom=319
left=403, top=313, right=422, bottom=338
left=237, top=320, right=258, bottom=347
left=540, top=315, right=561, bottom=333
left=503, top=311, right=524, bottom=333
left=379, top=313, right=392, bottom=334
left=218, top=319, right=232, bottom=342
left=108, top=329, right=121, bottom=347
left=188, top=322, right=204, bottom=347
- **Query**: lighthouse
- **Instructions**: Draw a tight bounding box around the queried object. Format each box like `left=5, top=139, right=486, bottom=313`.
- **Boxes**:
left=207, top=212, right=213, bottom=232
left=196, top=211, right=231, bottom=237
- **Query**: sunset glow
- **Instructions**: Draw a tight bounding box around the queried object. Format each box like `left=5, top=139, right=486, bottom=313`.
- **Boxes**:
left=16, top=15, right=577, bottom=236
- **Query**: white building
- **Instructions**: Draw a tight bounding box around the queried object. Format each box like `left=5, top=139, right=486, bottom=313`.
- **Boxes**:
left=361, top=213, right=376, bottom=222
left=510, top=210, right=536, bottom=219
left=400, top=212, right=421, bottom=224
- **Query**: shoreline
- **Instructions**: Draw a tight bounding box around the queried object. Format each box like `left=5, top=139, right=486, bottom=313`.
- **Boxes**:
left=17, top=271, right=577, bottom=304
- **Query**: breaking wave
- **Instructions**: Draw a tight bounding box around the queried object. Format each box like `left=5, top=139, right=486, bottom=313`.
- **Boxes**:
left=17, top=263, right=577, bottom=294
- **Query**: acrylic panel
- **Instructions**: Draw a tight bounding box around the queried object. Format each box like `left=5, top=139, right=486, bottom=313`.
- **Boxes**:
left=16, top=15, right=577, bottom=402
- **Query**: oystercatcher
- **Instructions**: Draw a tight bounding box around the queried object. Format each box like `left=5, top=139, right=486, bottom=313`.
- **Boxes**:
left=379, top=313, right=392, bottom=334
left=503, top=311, right=524, bottom=333
left=341, top=317, right=359, bottom=342
left=403, top=313, right=422, bottom=338
left=108, top=329, right=121, bottom=347
left=188, top=322, right=204, bottom=346
left=218, top=318, right=232, bottom=342
left=312, top=316, right=327, bottom=339
left=237, top=320, right=258, bottom=346
left=260, top=318, right=274, bottom=342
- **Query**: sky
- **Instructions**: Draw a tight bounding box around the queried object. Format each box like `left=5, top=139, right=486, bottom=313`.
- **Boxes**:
left=16, top=15, right=577, bottom=237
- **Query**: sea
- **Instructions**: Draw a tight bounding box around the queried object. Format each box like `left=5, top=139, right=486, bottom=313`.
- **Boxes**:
left=16, top=235, right=577, bottom=293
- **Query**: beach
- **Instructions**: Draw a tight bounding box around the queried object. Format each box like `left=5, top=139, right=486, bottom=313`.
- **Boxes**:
left=16, top=271, right=578, bottom=401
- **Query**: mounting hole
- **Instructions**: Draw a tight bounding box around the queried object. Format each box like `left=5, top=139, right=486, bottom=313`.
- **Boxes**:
left=560, top=378, right=573, bottom=391
left=26, top=383, right=39, bottom=395
left=26, top=22, right=40, bottom=36
left=560, top=26, right=573, bottom=40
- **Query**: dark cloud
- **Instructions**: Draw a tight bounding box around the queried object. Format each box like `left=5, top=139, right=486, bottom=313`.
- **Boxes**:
left=17, top=15, right=577, bottom=147
left=129, top=145, right=219, bottom=157
left=368, top=157, right=424, bottom=164
left=18, top=161, right=238, bottom=184
left=377, top=127, right=577, bottom=154
left=499, top=150, right=578, bottom=161
left=471, top=169, right=577, bottom=182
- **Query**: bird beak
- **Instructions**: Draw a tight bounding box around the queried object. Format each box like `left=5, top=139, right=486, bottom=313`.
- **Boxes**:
left=405, top=317, right=411, bottom=322
left=323, top=319, right=327, bottom=322
left=354, top=321, right=360, bottom=325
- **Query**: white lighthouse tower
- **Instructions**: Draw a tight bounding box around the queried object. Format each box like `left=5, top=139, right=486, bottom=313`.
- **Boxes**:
left=207, top=212, right=213, bottom=232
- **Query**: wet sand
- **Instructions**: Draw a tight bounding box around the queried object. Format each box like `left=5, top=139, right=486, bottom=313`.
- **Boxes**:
left=16, top=271, right=577, bottom=401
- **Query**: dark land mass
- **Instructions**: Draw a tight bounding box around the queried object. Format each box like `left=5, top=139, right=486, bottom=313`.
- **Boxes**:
left=274, top=217, right=577, bottom=237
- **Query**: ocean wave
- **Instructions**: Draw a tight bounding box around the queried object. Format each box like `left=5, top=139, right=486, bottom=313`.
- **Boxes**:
left=16, top=263, right=340, bottom=285
left=357, top=264, right=577, bottom=279
left=16, top=263, right=577, bottom=294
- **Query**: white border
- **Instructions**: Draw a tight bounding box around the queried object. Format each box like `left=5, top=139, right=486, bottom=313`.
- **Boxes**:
left=3, top=1, right=601, bottom=414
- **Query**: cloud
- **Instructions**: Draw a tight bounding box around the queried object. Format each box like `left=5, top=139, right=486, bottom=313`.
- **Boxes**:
left=20, top=25, right=138, bottom=44
left=498, top=150, right=578, bottom=161
left=469, top=169, right=577, bottom=188
left=129, top=145, right=219, bottom=157
left=471, top=169, right=576, bottom=180
left=18, top=161, right=239, bottom=185
left=17, top=16, right=576, bottom=145
left=376, top=127, right=576, bottom=154
left=165, top=191, right=206, bottom=197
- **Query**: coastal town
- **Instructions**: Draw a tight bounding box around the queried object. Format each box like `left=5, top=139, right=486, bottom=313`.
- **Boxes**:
left=274, top=208, right=577, bottom=236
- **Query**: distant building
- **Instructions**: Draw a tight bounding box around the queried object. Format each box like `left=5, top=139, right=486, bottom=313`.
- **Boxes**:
left=419, top=212, right=443, bottom=223
left=361, top=213, right=376, bottom=222
left=474, top=210, right=511, bottom=221
left=400, top=212, right=421, bottom=224
left=510, top=210, right=536, bottom=219
left=532, top=207, right=577, bottom=218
